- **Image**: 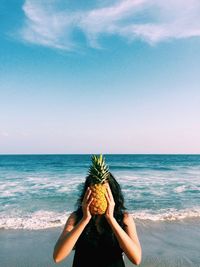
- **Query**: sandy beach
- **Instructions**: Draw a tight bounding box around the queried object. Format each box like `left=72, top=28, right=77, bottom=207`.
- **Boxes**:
left=1, top=154, right=200, bottom=266
left=1, top=219, right=199, bottom=267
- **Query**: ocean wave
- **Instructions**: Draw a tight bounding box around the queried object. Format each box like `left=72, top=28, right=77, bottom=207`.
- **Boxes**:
left=0, top=210, right=70, bottom=230
left=1, top=207, right=200, bottom=230
left=0, top=186, right=27, bottom=197
left=173, top=185, right=200, bottom=194
left=0, top=176, right=83, bottom=198
left=110, top=165, right=173, bottom=171
left=131, top=207, right=200, bottom=221
left=173, top=185, right=187, bottom=193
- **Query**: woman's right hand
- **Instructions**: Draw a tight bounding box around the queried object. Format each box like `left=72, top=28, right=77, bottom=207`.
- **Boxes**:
left=81, top=187, right=93, bottom=223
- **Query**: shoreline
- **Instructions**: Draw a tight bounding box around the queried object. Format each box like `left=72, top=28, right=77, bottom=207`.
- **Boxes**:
left=0, top=219, right=199, bottom=267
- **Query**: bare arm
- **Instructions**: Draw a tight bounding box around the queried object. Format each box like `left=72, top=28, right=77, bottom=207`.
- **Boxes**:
left=107, top=214, right=142, bottom=265
left=53, top=187, right=93, bottom=263
left=105, top=184, right=142, bottom=265
left=53, top=213, right=90, bottom=263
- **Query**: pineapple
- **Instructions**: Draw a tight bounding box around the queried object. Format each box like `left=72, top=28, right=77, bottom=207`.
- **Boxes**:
left=87, top=154, right=110, bottom=215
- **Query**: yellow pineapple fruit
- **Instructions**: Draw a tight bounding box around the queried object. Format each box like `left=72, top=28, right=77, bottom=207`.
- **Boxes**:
left=87, top=154, right=110, bottom=215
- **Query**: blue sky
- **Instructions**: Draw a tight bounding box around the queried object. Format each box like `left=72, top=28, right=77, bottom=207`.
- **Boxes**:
left=0, top=0, right=200, bottom=154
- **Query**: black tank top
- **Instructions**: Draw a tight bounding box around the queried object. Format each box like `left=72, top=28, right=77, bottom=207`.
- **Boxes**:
left=72, top=225, right=126, bottom=267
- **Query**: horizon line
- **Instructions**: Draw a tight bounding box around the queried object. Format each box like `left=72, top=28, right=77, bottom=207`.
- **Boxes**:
left=0, top=153, right=200, bottom=156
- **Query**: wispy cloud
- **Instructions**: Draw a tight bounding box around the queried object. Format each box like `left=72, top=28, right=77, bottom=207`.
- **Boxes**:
left=0, top=131, right=9, bottom=137
left=19, top=0, right=200, bottom=50
left=0, top=130, right=29, bottom=138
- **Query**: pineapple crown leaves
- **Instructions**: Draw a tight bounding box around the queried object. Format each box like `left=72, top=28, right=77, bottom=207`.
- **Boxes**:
left=87, top=154, right=110, bottom=184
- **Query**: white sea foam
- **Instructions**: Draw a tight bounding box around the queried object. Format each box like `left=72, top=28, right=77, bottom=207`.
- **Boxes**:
left=150, top=189, right=167, bottom=196
left=57, top=186, right=74, bottom=193
left=0, top=181, right=21, bottom=190
left=25, top=175, right=81, bottom=188
left=174, top=185, right=187, bottom=193
left=0, top=210, right=70, bottom=230
left=131, top=207, right=200, bottom=221
left=0, top=176, right=82, bottom=198
left=0, top=185, right=27, bottom=197
left=1, top=191, right=16, bottom=197
left=0, top=207, right=200, bottom=230
left=173, top=184, right=200, bottom=194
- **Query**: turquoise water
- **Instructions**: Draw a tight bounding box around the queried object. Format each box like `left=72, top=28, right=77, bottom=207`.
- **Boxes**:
left=0, top=154, right=200, bottom=229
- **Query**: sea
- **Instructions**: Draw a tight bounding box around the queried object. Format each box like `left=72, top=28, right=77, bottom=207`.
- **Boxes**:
left=0, top=154, right=200, bottom=230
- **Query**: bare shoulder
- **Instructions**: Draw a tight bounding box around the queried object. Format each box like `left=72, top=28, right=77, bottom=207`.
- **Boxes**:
left=62, top=211, right=78, bottom=234
left=123, top=212, right=141, bottom=248
left=123, top=212, right=135, bottom=225
left=67, top=211, right=78, bottom=224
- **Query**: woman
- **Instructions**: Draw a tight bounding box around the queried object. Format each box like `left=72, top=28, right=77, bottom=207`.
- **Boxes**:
left=53, top=168, right=142, bottom=266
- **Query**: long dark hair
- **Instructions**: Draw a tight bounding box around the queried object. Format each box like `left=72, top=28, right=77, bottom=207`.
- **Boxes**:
left=74, top=172, right=127, bottom=245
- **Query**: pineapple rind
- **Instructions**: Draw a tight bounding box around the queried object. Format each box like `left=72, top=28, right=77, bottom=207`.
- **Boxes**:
left=90, top=184, right=107, bottom=215
left=88, top=154, right=110, bottom=215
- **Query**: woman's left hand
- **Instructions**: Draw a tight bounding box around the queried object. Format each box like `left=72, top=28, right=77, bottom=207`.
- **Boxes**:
left=104, top=183, right=115, bottom=221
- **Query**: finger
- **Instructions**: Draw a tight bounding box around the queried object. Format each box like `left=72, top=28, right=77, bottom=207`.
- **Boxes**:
left=86, top=192, right=93, bottom=205
left=105, top=191, right=111, bottom=203
left=82, top=192, right=91, bottom=208
left=86, top=189, right=92, bottom=201
left=82, top=188, right=88, bottom=202
left=106, top=186, right=113, bottom=201
left=87, top=197, right=93, bottom=207
left=83, top=187, right=90, bottom=203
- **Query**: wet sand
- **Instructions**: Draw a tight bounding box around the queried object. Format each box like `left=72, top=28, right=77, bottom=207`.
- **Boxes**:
left=0, top=219, right=200, bottom=267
